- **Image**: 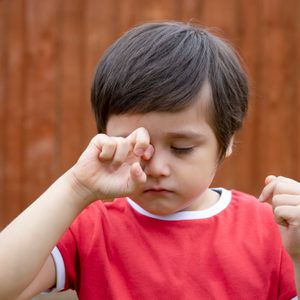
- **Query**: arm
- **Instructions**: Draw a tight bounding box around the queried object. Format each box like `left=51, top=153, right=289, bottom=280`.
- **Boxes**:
left=17, top=255, right=56, bottom=300
left=0, top=128, right=153, bottom=299
left=259, top=175, right=300, bottom=296
left=0, top=171, right=90, bottom=299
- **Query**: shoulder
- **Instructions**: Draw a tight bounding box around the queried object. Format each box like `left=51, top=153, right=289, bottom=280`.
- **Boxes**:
left=231, top=189, right=271, bottom=211
left=58, top=198, right=132, bottom=253
left=81, top=197, right=130, bottom=216
left=68, top=198, right=130, bottom=232
left=229, top=189, right=276, bottom=228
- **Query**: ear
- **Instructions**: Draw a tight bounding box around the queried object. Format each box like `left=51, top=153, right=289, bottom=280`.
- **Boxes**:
left=225, top=136, right=234, bottom=157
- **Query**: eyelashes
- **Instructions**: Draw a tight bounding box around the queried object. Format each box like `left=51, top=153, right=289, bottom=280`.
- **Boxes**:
left=170, top=146, right=194, bottom=155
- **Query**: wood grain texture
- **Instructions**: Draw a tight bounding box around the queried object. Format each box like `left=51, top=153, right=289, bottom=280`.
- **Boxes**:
left=0, top=0, right=7, bottom=226
left=22, top=0, right=60, bottom=213
left=1, top=0, right=300, bottom=228
left=2, top=0, right=25, bottom=227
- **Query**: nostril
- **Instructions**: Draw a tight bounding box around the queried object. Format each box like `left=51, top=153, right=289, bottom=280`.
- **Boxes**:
left=143, top=157, right=170, bottom=177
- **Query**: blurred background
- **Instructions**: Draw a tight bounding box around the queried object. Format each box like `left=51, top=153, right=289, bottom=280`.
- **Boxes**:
left=1, top=0, right=300, bottom=299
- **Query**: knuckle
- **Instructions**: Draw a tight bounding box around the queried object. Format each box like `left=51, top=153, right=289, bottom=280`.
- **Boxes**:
left=91, top=134, right=109, bottom=147
left=273, top=206, right=284, bottom=218
left=97, top=133, right=108, bottom=141
left=137, top=126, right=147, bottom=133
left=273, top=181, right=285, bottom=195
left=105, top=139, right=117, bottom=149
left=90, top=134, right=102, bottom=144
left=136, top=127, right=149, bottom=140
left=272, top=194, right=281, bottom=207
left=116, top=138, right=131, bottom=150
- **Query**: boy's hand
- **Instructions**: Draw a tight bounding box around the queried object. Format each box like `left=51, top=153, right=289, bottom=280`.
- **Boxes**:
left=70, top=127, right=154, bottom=203
left=259, top=175, right=300, bottom=260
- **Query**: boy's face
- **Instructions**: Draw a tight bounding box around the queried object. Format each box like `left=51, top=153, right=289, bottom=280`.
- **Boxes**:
left=106, top=83, right=231, bottom=215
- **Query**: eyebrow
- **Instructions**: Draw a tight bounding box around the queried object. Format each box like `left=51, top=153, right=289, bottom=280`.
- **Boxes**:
left=114, top=131, right=205, bottom=140
left=165, top=131, right=206, bottom=140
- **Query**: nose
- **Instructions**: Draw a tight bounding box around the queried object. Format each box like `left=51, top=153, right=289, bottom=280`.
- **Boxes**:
left=143, top=148, right=170, bottom=178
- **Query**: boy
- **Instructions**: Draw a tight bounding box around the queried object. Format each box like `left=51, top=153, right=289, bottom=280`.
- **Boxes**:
left=0, top=21, right=299, bottom=299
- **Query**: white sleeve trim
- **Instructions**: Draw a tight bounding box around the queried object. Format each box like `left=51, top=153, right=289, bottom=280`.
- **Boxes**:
left=44, top=246, right=66, bottom=293
left=291, top=297, right=298, bottom=300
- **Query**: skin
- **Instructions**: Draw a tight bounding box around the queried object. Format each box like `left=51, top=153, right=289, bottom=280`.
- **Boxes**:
left=73, top=82, right=228, bottom=216
left=259, top=175, right=300, bottom=295
left=0, top=83, right=299, bottom=297
left=105, top=108, right=222, bottom=215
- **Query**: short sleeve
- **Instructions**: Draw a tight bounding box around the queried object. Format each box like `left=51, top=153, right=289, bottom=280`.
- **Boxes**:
left=42, top=247, right=66, bottom=294
left=278, top=246, right=297, bottom=300
left=53, top=201, right=106, bottom=292
left=56, top=226, right=79, bottom=291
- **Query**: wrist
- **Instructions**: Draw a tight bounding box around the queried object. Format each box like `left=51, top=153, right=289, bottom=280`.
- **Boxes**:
left=64, top=168, right=98, bottom=208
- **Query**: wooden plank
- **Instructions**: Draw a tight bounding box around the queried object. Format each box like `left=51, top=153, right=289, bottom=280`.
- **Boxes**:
left=255, top=0, right=295, bottom=182
left=83, top=0, right=119, bottom=144
left=22, top=0, right=60, bottom=207
left=0, top=0, right=8, bottom=228
left=117, top=0, right=179, bottom=30
left=198, top=0, right=245, bottom=191
left=284, top=0, right=300, bottom=181
left=116, top=0, right=137, bottom=31
left=294, top=0, right=300, bottom=180
left=134, top=0, right=179, bottom=22
left=232, top=0, right=263, bottom=195
left=178, top=0, right=205, bottom=22
left=58, top=0, right=86, bottom=171
left=220, top=0, right=262, bottom=195
left=2, top=0, right=26, bottom=225
left=198, top=0, right=240, bottom=40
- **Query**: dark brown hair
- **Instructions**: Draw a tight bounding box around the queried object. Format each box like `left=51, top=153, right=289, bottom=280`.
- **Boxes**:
left=91, top=21, right=248, bottom=159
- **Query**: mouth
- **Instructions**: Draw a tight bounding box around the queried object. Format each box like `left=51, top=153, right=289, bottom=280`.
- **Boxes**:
left=143, top=188, right=173, bottom=195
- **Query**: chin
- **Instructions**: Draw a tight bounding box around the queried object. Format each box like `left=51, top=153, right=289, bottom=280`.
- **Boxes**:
left=131, top=197, right=179, bottom=216
left=144, top=205, right=177, bottom=216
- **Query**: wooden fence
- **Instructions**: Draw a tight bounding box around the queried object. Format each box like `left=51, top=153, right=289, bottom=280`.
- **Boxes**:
left=1, top=0, right=300, bottom=228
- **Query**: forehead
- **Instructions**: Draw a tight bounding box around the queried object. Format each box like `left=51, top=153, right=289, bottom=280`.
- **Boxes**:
left=106, top=82, right=214, bottom=137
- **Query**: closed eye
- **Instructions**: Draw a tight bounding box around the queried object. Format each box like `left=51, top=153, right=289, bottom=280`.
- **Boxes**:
left=171, top=146, right=194, bottom=154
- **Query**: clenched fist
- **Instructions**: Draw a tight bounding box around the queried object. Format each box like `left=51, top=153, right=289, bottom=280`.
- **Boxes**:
left=260, top=175, right=300, bottom=260
left=69, top=127, right=154, bottom=203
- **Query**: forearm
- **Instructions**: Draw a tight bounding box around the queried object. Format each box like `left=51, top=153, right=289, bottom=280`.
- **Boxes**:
left=293, top=259, right=300, bottom=297
left=0, top=170, right=92, bottom=298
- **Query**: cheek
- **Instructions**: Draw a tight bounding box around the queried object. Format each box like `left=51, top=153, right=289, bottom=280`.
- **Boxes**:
left=185, top=150, right=219, bottom=174
left=176, top=163, right=216, bottom=190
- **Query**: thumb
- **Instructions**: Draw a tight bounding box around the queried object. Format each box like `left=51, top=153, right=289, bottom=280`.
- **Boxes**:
left=129, top=162, right=147, bottom=186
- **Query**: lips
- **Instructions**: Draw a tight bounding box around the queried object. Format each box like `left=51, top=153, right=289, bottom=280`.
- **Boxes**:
left=143, top=187, right=173, bottom=194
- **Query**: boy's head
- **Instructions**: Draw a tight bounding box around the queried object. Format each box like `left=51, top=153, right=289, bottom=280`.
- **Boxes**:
left=91, top=21, right=248, bottom=159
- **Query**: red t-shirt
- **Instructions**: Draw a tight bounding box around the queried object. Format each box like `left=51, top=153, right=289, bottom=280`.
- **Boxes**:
left=53, top=189, right=296, bottom=299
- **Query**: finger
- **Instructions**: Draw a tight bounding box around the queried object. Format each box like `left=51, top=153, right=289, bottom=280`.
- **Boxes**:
left=271, top=181, right=300, bottom=199
left=259, top=177, right=278, bottom=203
left=130, top=162, right=147, bottom=184
left=127, top=127, right=150, bottom=156
left=84, top=134, right=108, bottom=158
left=259, top=176, right=300, bottom=203
left=265, top=175, right=277, bottom=185
left=111, top=138, right=131, bottom=167
left=142, top=144, right=155, bottom=160
left=99, top=137, right=117, bottom=161
left=274, top=205, right=300, bottom=227
left=272, top=194, right=300, bottom=208
left=88, top=134, right=106, bottom=150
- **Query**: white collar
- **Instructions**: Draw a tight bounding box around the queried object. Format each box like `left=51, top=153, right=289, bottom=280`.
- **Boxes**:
left=126, top=188, right=231, bottom=221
